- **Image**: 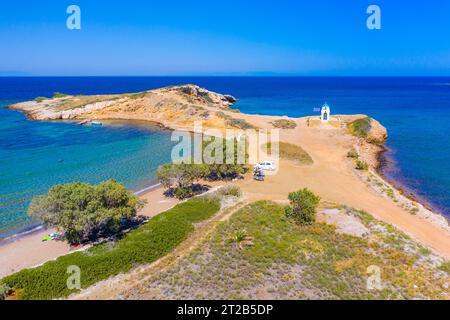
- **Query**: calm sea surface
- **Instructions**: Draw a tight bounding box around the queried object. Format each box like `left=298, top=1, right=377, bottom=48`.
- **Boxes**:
left=0, top=76, right=449, bottom=238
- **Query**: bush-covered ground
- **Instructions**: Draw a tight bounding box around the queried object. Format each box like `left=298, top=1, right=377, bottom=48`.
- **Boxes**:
left=271, top=119, right=297, bottom=129
left=264, top=142, right=313, bottom=165
left=215, top=111, right=255, bottom=129
left=1, top=197, right=221, bottom=300
left=347, top=117, right=372, bottom=138
left=125, top=201, right=449, bottom=300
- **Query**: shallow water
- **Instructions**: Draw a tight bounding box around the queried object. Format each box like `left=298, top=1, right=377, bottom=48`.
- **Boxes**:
left=0, top=107, right=174, bottom=238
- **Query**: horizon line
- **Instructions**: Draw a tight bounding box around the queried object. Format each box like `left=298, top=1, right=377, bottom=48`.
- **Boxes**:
left=1, top=75, right=450, bottom=78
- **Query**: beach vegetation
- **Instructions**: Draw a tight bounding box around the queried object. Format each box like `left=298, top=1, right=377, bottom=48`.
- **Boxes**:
left=203, top=137, right=248, bottom=180
left=227, top=229, right=254, bottom=250
left=34, top=96, right=47, bottom=103
left=264, top=142, right=313, bottom=165
left=173, top=186, right=195, bottom=199
left=271, top=119, right=297, bottom=129
left=384, top=188, right=395, bottom=199
left=226, top=118, right=255, bottom=130
left=56, top=94, right=123, bottom=111
left=53, top=92, right=68, bottom=98
left=157, top=137, right=248, bottom=199
left=28, top=180, right=143, bottom=244
left=347, top=147, right=359, bottom=159
left=355, top=160, right=369, bottom=171
left=203, top=135, right=248, bottom=172
left=285, top=188, right=320, bottom=225
left=1, top=196, right=221, bottom=300
left=215, top=185, right=242, bottom=198
left=132, top=201, right=449, bottom=300
left=215, top=111, right=255, bottom=129
left=438, top=262, right=450, bottom=275
left=0, top=282, right=10, bottom=300
left=157, top=163, right=209, bottom=193
left=348, top=117, right=371, bottom=138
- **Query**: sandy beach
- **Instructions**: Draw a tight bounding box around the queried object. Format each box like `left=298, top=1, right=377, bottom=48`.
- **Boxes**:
left=0, top=186, right=179, bottom=278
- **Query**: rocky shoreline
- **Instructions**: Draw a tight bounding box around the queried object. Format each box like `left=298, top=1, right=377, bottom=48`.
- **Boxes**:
left=356, top=131, right=450, bottom=233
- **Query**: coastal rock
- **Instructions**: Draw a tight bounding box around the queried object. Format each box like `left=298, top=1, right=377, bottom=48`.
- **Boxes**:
left=223, top=94, right=238, bottom=103
left=366, top=118, right=388, bottom=144
left=6, top=84, right=243, bottom=131
left=170, top=84, right=237, bottom=107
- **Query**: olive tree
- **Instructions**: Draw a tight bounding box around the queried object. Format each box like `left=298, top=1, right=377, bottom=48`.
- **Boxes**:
left=28, top=180, right=143, bottom=244
left=285, top=188, right=321, bottom=225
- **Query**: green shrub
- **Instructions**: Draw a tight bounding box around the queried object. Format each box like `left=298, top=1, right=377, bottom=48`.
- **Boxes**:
left=34, top=97, right=47, bottom=103
left=53, top=92, right=68, bottom=98
left=1, top=197, right=220, bottom=300
left=355, top=160, right=369, bottom=171
left=385, top=188, right=395, bottom=199
left=285, top=188, right=320, bottom=225
left=215, top=111, right=229, bottom=119
left=271, top=119, right=297, bottom=129
left=438, top=262, right=450, bottom=275
left=0, top=282, right=10, bottom=300
left=216, top=185, right=242, bottom=198
left=157, top=136, right=248, bottom=199
left=215, top=112, right=254, bottom=129
left=264, top=142, right=313, bottom=165
left=347, top=117, right=371, bottom=138
left=227, top=118, right=254, bottom=130
left=174, top=186, right=195, bottom=199
left=157, top=163, right=208, bottom=190
left=347, top=148, right=359, bottom=159
left=28, top=180, right=142, bottom=244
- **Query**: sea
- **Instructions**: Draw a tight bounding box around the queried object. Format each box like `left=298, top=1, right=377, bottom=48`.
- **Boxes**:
left=0, top=76, right=449, bottom=239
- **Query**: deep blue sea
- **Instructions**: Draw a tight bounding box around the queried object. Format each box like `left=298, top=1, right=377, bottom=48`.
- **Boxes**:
left=0, top=77, right=449, bottom=238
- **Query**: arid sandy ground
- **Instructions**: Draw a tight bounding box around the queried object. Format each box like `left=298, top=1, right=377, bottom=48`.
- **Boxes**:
left=235, top=115, right=450, bottom=257
left=69, top=114, right=450, bottom=300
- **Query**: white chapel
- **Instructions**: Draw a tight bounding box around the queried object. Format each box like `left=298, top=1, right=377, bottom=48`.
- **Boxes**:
left=320, top=103, right=330, bottom=122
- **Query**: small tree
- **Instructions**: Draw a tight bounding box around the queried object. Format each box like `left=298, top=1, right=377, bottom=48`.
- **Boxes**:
left=28, top=180, right=143, bottom=244
left=347, top=147, right=359, bottom=159
left=355, top=160, right=369, bottom=170
left=203, top=137, right=247, bottom=180
left=157, top=163, right=209, bottom=199
left=0, top=282, right=10, bottom=300
left=53, top=92, right=68, bottom=98
left=285, top=188, right=320, bottom=225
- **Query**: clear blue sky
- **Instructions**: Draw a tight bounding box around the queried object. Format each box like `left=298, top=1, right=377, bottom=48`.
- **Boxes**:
left=1, top=0, right=449, bottom=76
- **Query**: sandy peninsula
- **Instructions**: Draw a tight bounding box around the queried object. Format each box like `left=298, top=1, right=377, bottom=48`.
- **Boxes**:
left=2, top=84, right=449, bottom=283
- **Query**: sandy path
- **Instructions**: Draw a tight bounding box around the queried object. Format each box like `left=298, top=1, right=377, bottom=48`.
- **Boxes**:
left=0, top=186, right=178, bottom=278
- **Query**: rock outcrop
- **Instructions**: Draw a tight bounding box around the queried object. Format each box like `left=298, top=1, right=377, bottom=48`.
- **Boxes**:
left=346, top=116, right=388, bottom=145
left=366, top=118, right=388, bottom=144
left=6, top=85, right=246, bottom=130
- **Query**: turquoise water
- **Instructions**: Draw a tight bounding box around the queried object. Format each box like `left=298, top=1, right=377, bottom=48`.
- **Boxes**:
left=0, top=76, right=449, bottom=238
left=0, top=105, right=174, bottom=238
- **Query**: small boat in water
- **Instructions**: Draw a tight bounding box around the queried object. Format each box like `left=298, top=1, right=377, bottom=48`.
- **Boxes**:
left=91, top=121, right=103, bottom=126
left=77, top=119, right=90, bottom=125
